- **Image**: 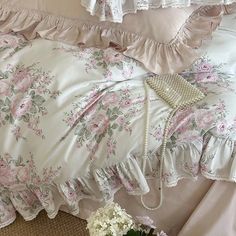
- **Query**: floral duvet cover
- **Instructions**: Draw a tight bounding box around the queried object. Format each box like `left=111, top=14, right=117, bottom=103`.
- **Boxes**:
left=0, top=14, right=236, bottom=228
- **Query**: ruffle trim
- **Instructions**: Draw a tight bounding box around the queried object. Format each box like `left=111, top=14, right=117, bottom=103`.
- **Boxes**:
left=1, top=134, right=236, bottom=229
left=224, top=2, right=236, bottom=13
left=81, top=0, right=236, bottom=23
left=0, top=3, right=223, bottom=74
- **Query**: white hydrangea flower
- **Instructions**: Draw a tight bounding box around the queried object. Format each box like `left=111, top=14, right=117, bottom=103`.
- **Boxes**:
left=87, top=202, right=134, bottom=236
left=157, top=231, right=168, bottom=236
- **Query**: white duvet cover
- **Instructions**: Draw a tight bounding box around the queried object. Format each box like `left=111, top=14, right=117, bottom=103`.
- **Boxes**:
left=0, top=13, right=236, bottom=229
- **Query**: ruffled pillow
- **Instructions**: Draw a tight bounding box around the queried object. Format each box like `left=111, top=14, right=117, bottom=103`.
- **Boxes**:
left=81, top=0, right=236, bottom=23
left=224, top=2, right=236, bottom=13
left=0, top=0, right=224, bottom=74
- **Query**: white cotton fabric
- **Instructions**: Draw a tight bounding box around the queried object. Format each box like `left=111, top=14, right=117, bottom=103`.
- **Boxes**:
left=0, top=12, right=236, bottom=229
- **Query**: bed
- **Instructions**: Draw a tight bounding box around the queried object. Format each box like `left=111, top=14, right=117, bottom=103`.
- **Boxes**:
left=0, top=6, right=236, bottom=236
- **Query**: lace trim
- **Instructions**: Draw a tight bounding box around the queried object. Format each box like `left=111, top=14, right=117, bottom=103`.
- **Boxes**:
left=1, top=132, right=236, bottom=229
left=81, top=0, right=236, bottom=23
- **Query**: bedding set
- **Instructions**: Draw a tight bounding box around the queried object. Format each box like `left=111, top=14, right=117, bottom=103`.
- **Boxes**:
left=0, top=0, right=236, bottom=235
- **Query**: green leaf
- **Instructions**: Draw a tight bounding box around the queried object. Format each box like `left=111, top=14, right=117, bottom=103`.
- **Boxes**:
left=147, top=229, right=155, bottom=236
left=110, top=115, right=118, bottom=121
left=0, top=71, right=6, bottom=79
left=118, top=126, right=123, bottom=132
left=111, top=123, right=118, bottom=129
left=107, top=108, right=112, bottom=116
left=116, top=63, right=123, bottom=70
left=9, top=114, right=14, bottom=124
left=33, top=95, right=45, bottom=106
left=170, top=136, right=177, bottom=142
left=97, top=62, right=104, bottom=66
left=108, top=128, right=113, bottom=137
left=22, top=114, right=30, bottom=122
left=5, top=97, right=11, bottom=107
left=0, top=99, right=4, bottom=107
left=125, top=229, right=141, bottom=236
left=75, top=127, right=84, bottom=136
left=30, top=106, right=37, bottom=114
left=1, top=107, right=9, bottom=112
left=30, top=90, right=36, bottom=98
left=113, top=107, right=119, bottom=114
left=97, top=134, right=103, bottom=144
left=84, top=129, right=91, bottom=139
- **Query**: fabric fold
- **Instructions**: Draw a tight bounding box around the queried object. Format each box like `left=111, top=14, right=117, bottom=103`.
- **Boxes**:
left=0, top=2, right=223, bottom=74
left=1, top=133, right=236, bottom=229
left=81, top=0, right=236, bottom=23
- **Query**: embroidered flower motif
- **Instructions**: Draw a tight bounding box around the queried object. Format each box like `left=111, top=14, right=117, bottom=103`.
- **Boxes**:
left=117, top=116, right=125, bottom=126
left=0, top=64, right=60, bottom=138
left=102, top=93, right=119, bottom=107
left=64, top=86, right=143, bottom=157
left=120, top=99, right=132, bottom=108
left=107, top=138, right=117, bottom=157
left=103, top=48, right=124, bottom=64
left=11, top=96, right=32, bottom=119
left=0, top=35, right=18, bottom=49
left=0, top=153, right=61, bottom=187
left=17, top=167, right=31, bottom=183
left=53, top=46, right=136, bottom=80
left=196, top=72, right=218, bottom=83
left=0, top=80, right=11, bottom=96
left=89, top=114, right=110, bottom=135
left=0, top=160, right=16, bottom=186
left=20, top=190, right=39, bottom=206
left=12, top=68, right=32, bottom=92
left=62, top=187, right=78, bottom=202
left=0, top=33, right=28, bottom=60
left=182, top=56, right=235, bottom=94
left=195, top=110, right=215, bottom=130
left=197, top=62, right=213, bottom=73
left=0, top=198, right=16, bottom=227
left=216, top=120, right=229, bottom=135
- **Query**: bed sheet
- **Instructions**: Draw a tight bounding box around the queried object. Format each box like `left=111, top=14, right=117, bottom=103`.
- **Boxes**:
left=0, top=13, right=236, bottom=229
left=78, top=177, right=214, bottom=235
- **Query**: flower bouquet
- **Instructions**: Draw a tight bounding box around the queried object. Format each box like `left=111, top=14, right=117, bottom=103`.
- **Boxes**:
left=87, top=202, right=167, bottom=236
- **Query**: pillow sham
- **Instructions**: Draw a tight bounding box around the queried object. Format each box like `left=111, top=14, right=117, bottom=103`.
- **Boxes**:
left=0, top=0, right=223, bottom=74
left=81, top=0, right=236, bottom=23
left=224, top=2, right=236, bottom=13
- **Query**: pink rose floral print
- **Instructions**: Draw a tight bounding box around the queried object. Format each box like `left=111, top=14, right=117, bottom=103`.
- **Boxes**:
left=0, top=152, right=61, bottom=188
left=0, top=63, right=60, bottom=139
left=54, top=46, right=136, bottom=80
left=64, top=84, right=145, bottom=159
left=167, top=56, right=236, bottom=147
left=167, top=99, right=236, bottom=152
left=0, top=33, right=29, bottom=60
left=182, top=56, right=236, bottom=95
left=81, top=0, right=122, bottom=22
left=0, top=152, right=61, bottom=225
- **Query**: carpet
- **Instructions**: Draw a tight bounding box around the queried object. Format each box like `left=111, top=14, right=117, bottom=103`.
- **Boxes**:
left=0, top=211, right=89, bottom=236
